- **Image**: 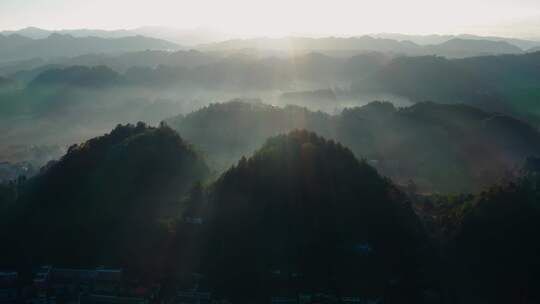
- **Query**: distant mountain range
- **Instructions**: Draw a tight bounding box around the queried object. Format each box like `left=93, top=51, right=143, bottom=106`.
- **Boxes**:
left=373, top=33, right=540, bottom=50
left=6, top=49, right=540, bottom=122
left=425, top=38, right=523, bottom=57
left=5, top=27, right=540, bottom=49
left=200, top=36, right=527, bottom=58
left=0, top=33, right=180, bottom=62
left=166, top=100, right=540, bottom=192
left=2, top=27, right=540, bottom=60
left=0, top=26, right=229, bottom=46
left=352, top=52, right=540, bottom=123
left=1, top=27, right=132, bottom=39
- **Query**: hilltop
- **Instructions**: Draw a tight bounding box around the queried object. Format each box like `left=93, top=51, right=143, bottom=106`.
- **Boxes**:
left=168, top=100, right=540, bottom=192
left=0, top=123, right=209, bottom=277
left=192, top=130, right=430, bottom=302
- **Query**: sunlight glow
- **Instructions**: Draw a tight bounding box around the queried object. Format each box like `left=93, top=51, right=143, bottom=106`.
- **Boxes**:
left=1, top=0, right=540, bottom=37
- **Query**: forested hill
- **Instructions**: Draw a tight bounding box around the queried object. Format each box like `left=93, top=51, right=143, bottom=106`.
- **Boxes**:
left=193, top=130, right=431, bottom=303
left=167, top=101, right=334, bottom=169
left=353, top=52, right=540, bottom=123
left=452, top=172, right=540, bottom=302
left=0, top=123, right=209, bottom=278
left=419, top=158, right=540, bottom=303
left=0, top=76, right=16, bottom=89
left=5, top=51, right=540, bottom=132
left=167, top=100, right=540, bottom=192
left=1, top=124, right=538, bottom=302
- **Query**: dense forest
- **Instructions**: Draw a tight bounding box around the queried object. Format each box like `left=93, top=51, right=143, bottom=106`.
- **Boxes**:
left=167, top=100, right=540, bottom=192
left=353, top=52, right=540, bottom=123
left=0, top=123, right=209, bottom=279
left=2, top=126, right=539, bottom=303
left=195, top=130, right=431, bottom=303
left=3, top=50, right=540, bottom=164
left=2, top=25, right=540, bottom=304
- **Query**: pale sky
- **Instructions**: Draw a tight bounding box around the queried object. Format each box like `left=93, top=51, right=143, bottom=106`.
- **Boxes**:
left=1, top=0, right=540, bottom=38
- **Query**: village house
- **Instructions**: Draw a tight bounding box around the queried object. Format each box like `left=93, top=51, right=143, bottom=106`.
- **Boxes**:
left=31, top=266, right=127, bottom=304
left=175, top=291, right=211, bottom=304
left=0, top=272, right=18, bottom=304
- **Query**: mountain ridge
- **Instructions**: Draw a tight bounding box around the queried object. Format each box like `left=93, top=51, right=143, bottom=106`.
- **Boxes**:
left=0, top=33, right=180, bottom=62
left=167, top=100, right=540, bottom=192
left=199, top=36, right=524, bottom=58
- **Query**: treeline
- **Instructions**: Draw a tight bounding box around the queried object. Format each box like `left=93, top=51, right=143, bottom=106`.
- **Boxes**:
left=0, top=123, right=209, bottom=279
left=1, top=126, right=539, bottom=303
left=411, top=157, right=540, bottom=303
left=4, top=50, right=540, bottom=155
left=168, top=100, right=540, bottom=192
left=5, top=50, right=540, bottom=126
left=354, top=52, right=540, bottom=123
left=3, top=52, right=384, bottom=90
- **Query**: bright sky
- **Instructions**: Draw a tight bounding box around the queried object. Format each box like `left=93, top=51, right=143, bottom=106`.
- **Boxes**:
left=1, top=0, right=540, bottom=38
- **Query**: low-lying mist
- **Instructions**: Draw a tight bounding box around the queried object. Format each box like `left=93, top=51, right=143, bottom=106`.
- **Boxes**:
left=3, top=49, right=540, bottom=193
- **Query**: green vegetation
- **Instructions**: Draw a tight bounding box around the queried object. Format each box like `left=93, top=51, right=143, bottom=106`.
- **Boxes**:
left=1, top=124, right=540, bottom=302
left=168, top=100, right=540, bottom=192
left=191, top=130, right=431, bottom=302
left=354, top=52, right=540, bottom=123
left=0, top=123, right=209, bottom=279
left=453, top=166, right=540, bottom=303
left=2, top=32, right=540, bottom=303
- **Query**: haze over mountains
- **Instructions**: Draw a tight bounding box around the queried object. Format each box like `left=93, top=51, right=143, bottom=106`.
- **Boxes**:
left=2, top=27, right=540, bottom=65
left=3, top=41, right=540, bottom=176
left=0, top=33, right=180, bottom=63
left=373, top=33, right=540, bottom=50
left=4, top=26, right=540, bottom=49
left=2, top=21, right=540, bottom=303
left=2, top=122, right=540, bottom=303
left=199, top=36, right=528, bottom=58
left=0, top=26, right=228, bottom=45
left=167, top=100, right=540, bottom=192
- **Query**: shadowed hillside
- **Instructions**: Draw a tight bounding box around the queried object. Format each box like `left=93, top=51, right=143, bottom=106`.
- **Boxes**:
left=0, top=123, right=209, bottom=278
left=168, top=100, right=540, bottom=192
left=191, top=130, right=431, bottom=303
left=353, top=52, right=540, bottom=123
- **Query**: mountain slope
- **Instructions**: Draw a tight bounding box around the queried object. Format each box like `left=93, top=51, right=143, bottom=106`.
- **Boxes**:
left=200, top=36, right=523, bottom=58
left=0, top=26, right=227, bottom=45
left=447, top=165, right=540, bottom=302
left=353, top=52, right=540, bottom=122
left=0, top=76, right=16, bottom=90
left=201, top=36, right=422, bottom=54
left=195, top=130, right=429, bottom=302
left=0, top=33, right=180, bottom=62
left=29, top=65, right=122, bottom=88
left=167, top=101, right=334, bottom=170
left=1, top=123, right=209, bottom=277
left=425, top=38, right=523, bottom=57
left=168, top=100, right=540, bottom=192
left=374, top=33, right=540, bottom=50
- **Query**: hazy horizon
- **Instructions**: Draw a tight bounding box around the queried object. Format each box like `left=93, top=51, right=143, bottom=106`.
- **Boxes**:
left=1, top=0, right=540, bottom=39
left=3, top=1, right=540, bottom=302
